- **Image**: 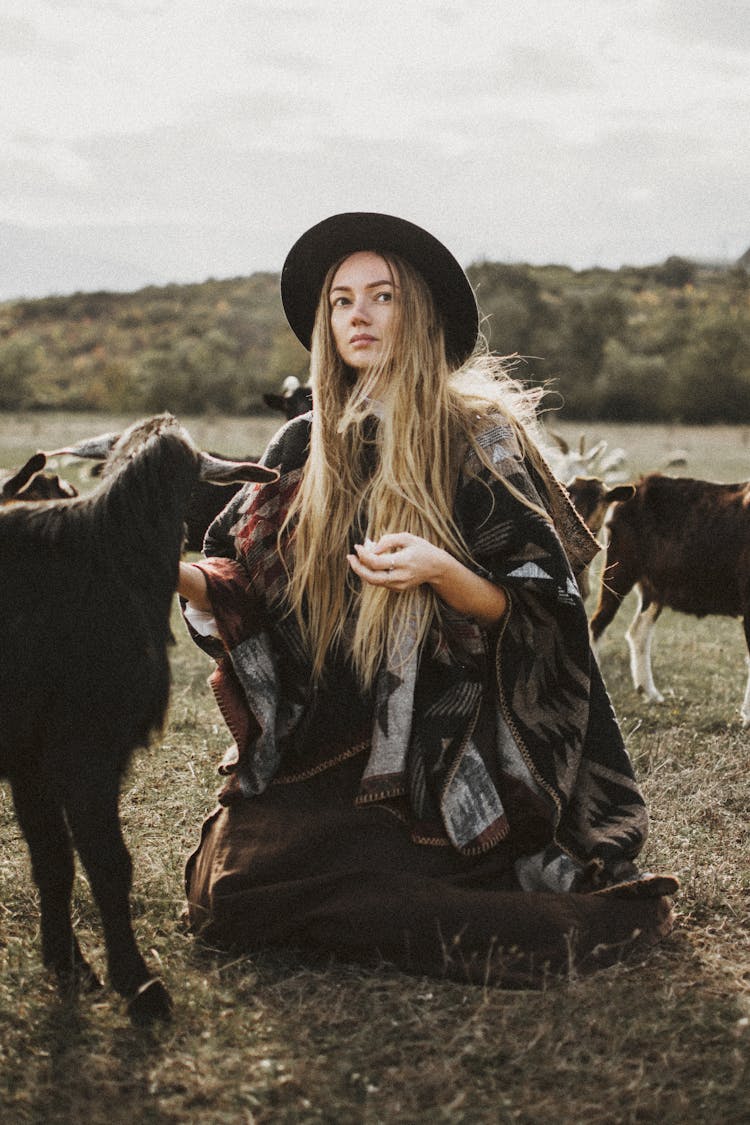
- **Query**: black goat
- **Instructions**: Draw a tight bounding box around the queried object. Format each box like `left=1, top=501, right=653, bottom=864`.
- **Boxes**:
left=185, top=386, right=313, bottom=553
left=184, top=460, right=250, bottom=553
left=0, top=414, right=276, bottom=1022
left=1, top=452, right=78, bottom=503
left=262, top=375, right=312, bottom=420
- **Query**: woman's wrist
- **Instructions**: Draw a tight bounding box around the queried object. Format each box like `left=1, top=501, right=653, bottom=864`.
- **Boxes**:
left=177, top=562, right=211, bottom=612
left=426, top=548, right=462, bottom=596
left=428, top=552, right=507, bottom=627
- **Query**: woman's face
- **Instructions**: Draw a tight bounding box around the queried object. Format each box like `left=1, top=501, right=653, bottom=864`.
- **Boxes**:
left=329, top=251, right=398, bottom=371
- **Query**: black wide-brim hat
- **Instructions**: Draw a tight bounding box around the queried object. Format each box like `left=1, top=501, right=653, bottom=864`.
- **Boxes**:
left=280, top=212, right=479, bottom=366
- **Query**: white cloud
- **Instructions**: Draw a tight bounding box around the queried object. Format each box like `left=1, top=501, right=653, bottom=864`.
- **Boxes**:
left=0, top=0, right=747, bottom=297
left=653, top=0, right=750, bottom=50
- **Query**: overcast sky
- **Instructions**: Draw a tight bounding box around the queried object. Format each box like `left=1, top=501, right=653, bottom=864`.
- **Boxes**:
left=1, top=0, right=747, bottom=300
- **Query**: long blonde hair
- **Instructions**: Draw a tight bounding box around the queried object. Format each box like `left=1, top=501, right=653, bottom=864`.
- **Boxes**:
left=280, top=252, right=549, bottom=688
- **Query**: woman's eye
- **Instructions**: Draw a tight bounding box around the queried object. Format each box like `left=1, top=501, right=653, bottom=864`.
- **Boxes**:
left=331, top=296, right=350, bottom=308
left=374, top=290, right=392, bottom=303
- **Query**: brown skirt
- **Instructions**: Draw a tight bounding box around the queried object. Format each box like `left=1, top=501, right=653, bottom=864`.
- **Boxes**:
left=185, top=753, right=674, bottom=988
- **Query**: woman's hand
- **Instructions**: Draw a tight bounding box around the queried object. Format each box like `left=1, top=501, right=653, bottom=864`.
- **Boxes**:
left=347, top=532, right=507, bottom=627
left=348, top=532, right=448, bottom=592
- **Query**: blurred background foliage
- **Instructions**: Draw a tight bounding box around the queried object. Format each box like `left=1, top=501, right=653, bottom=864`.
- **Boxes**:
left=0, top=253, right=747, bottom=421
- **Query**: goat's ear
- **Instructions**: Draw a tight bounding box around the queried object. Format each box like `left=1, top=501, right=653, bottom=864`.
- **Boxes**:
left=1, top=452, right=47, bottom=498
left=198, top=453, right=279, bottom=485
left=44, top=431, right=120, bottom=462
left=606, top=483, right=636, bottom=504
left=262, top=393, right=285, bottom=410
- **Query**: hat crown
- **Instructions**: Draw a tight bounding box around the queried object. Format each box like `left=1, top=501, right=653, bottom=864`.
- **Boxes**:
left=281, top=212, right=479, bottom=366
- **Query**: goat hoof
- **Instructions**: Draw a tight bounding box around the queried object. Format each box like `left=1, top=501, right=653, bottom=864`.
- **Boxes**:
left=127, top=977, right=173, bottom=1024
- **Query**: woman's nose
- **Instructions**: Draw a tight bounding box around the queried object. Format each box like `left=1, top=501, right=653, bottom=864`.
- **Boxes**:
left=350, top=296, right=370, bottom=323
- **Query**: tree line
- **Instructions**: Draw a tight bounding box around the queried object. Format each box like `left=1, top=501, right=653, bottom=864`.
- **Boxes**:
left=0, top=254, right=748, bottom=422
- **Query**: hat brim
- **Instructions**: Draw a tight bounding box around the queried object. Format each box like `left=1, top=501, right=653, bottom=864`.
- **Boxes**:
left=280, top=212, right=479, bottom=367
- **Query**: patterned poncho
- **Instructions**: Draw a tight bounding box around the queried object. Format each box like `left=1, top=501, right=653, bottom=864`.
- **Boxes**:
left=186, top=413, right=667, bottom=898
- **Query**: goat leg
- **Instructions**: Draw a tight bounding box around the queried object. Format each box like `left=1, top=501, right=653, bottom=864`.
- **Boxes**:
left=741, top=614, right=750, bottom=727
left=10, top=776, right=101, bottom=992
left=625, top=596, right=664, bottom=702
left=589, top=555, right=638, bottom=647
left=64, top=772, right=172, bottom=1022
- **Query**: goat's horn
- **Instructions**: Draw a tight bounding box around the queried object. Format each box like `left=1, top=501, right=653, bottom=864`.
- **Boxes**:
left=547, top=430, right=569, bottom=454
left=198, top=453, right=279, bottom=485
left=44, top=432, right=120, bottom=461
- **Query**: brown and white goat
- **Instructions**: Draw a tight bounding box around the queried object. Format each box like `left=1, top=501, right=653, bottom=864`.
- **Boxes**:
left=564, top=476, right=635, bottom=600
left=587, top=472, right=750, bottom=725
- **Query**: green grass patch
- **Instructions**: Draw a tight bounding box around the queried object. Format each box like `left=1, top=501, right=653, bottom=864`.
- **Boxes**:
left=1, top=414, right=749, bottom=1123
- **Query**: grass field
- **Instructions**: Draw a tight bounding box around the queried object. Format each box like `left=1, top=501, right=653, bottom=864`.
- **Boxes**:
left=1, top=413, right=749, bottom=1124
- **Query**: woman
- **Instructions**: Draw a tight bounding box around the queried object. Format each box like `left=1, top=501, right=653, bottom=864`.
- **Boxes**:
left=178, top=212, right=676, bottom=987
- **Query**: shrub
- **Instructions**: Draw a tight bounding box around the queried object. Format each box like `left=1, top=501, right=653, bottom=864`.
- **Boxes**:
left=0, top=337, right=41, bottom=408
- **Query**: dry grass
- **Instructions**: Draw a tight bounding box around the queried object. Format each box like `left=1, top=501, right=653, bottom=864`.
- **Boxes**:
left=2, top=414, right=750, bottom=1124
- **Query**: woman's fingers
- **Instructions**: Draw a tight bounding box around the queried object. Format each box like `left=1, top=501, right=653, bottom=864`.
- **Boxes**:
left=367, top=532, right=422, bottom=561
left=348, top=533, right=443, bottom=590
left=350, top=543, right=400, bottom=582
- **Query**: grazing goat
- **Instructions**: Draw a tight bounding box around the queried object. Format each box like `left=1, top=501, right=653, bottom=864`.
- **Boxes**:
left=588, top=472, right=750, bottom=725
left=1, top=452, right=78, bottom=503
left=0, top=414, right=276, bottom=1021
left=545, top=430, right=628, bottom=487
left=262, top=374, right=312, bottom=420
